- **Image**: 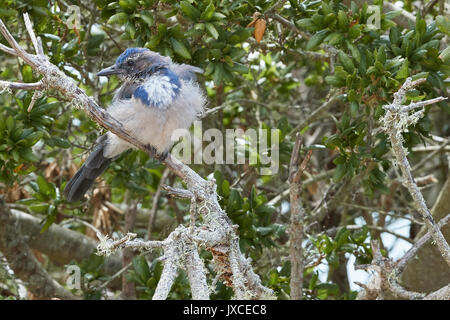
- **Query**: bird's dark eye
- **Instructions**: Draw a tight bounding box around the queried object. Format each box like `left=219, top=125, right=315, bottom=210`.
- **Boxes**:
left=127, top=60, right=135, bottom=67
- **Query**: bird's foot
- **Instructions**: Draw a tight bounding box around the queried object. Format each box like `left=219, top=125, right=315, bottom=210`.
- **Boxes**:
left=158, top=150, right=169, bottom=161
left=147, top=145, right=168, bottom=161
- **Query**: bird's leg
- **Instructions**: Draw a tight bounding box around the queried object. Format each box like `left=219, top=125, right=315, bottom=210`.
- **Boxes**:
left=158, top=150, right=169, bottom=161
left=147, top=145, right=168, bottom=162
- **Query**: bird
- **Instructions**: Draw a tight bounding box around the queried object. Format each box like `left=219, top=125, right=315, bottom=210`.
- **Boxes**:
left=64, top=48, right=206, bottom=202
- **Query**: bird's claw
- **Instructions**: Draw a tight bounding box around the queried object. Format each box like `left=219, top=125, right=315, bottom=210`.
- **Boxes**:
left=147, top=145, right=168, bottom=161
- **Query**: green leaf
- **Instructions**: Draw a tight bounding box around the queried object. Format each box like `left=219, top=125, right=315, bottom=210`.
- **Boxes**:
left=125, top=21, right=136, bottom=39
left=326, top=252, right=339, bottom=269
left=119, top=0, right=137, bottom=12
left=213, top=62, right=224, bottom=84
left=340, top=243, right=356, bottom=253
left=139, top=13, right=154, bottom=27
left=396, top=59, right=409, bottom=79
left=436, top=15, right=450, bottom=36
left=296, top=18, right=317, bottom=32
left=204, top=62, right=216, bottom=76
left=146, top=35, right=160, bottom=50
left=6, top=115, right=14, bottom=132
left=36, top=176, right=55, bottom=198
left=316, top=283, right=339, bottom=299
left=231, top=62, right=249, bottom=74
left=40, top=33, right=61, bottom=42
left=333, top=164, right=346, bottom=182
left=200, top=2, right=215, bottom=21
left=376, top=46, right=386, bottom=65
left=324, top=32, right=344, bottom=46
left=40, top=214, right=56, bottom=233
left=439, top=46, right=450, bottom=64
left=107, top=12, right=129, bottom=25
left=205, top=22, right=219, bottom=39
left=338, top=50, right=355, bottom=73
left=389, top=27, right=400, bottom=45
left=411, top=72, right=429, bottom=81
left=256, top=226, right=273, bottom=236
left=306, top=30, right=329, bottom=50
left=20, top=148, right=39, bottom=162
left=133, top=256, right=151, bottom=283
left=347, top=42, right=361, bottom=63
left=309, top=272, right=319, bottom=290
left=348, top=25, right=361, bottom=39
left=170, top=38, right=191, bottom=60
left=222, top=179, right=230, bottom=198
left=0, top=113, right=5, bottom=132
left=180, top=1, right=200, bottom=20
left=21, top=65, right=33, bottom=83
left=324, top=13, right=336, bottom=28
left=0, top=8, right=18, bottom=17
left=229, top=28, right=253, bottom=44
left=211, top=12, right=226, bottom=20
left=51, top=137, right=71, bottom=148
left=227, top=189, right=241, bottom=212
left=351, top=225, right=369, bottom=244
left=335, top=228, right=350, bottom=248
left=321, top=1, right=333, bottom=15
left=350, top=102, right=359, bottom=117
left=337, top=10, right=348, bottom=30
left=229, top=48, right=246, bottom=60
left=385, top=10, right=402, bottom=20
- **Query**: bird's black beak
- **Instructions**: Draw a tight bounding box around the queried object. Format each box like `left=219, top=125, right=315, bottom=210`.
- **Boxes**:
left=97, top=65, right=120, bottom=77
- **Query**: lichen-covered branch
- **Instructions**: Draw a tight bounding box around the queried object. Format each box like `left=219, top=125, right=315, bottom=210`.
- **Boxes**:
left=185, top=243, right=210, bottom=300
left=381, top=77, right=450, bottom=267
left=356, top=215, right=450, bottom=300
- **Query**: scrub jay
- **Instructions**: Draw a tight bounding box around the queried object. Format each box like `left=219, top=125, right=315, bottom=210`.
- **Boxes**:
left=65, top=48, right=205, bottom=202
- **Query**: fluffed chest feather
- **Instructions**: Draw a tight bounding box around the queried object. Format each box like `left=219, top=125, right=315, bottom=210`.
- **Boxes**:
left=106, top=74, right=205, bottom=153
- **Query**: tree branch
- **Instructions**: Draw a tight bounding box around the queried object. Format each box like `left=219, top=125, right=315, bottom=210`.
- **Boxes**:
left=0, top=201, right=76, bottom=299
left=288, top=133, right=313, bottom=300
left=356, top=215, right=450, bottom=300
left=381, top=77, right=450, bottom=267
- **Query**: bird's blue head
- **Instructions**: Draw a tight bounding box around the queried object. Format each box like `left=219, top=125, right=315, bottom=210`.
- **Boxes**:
left=97, top=48, right=170, bottom=81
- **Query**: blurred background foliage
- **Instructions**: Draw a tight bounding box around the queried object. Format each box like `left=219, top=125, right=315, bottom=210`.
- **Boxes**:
left=0, top=0, right=449, bottom=300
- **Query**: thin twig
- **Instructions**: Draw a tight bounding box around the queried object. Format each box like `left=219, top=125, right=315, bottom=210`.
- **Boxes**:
left=0, top=80, right=43, bottom=90
left=147, top=168, right=171, bottom=238
left=288, top=133, right=313, bottom=300
left=23, top=13, right=40, bottom=55
left=289, top=93, right=339, bottom=136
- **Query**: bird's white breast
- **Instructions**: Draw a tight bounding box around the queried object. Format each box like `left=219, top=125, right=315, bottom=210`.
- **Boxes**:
left=104, top=78, right=205, bottom=157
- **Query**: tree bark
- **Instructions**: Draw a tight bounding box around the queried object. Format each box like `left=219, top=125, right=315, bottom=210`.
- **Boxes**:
left=0, top=202, right=76, bottom=299
left=8, top=209, right=123, bottom=276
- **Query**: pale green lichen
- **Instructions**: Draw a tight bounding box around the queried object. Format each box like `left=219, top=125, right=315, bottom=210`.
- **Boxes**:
left=95, top=232, right=114, bottom=257
left=0, top=81, right=13, bottom=94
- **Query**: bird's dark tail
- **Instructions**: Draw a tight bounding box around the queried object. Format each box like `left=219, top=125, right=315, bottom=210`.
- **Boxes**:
left=64, top=136, right=112, bottom=202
